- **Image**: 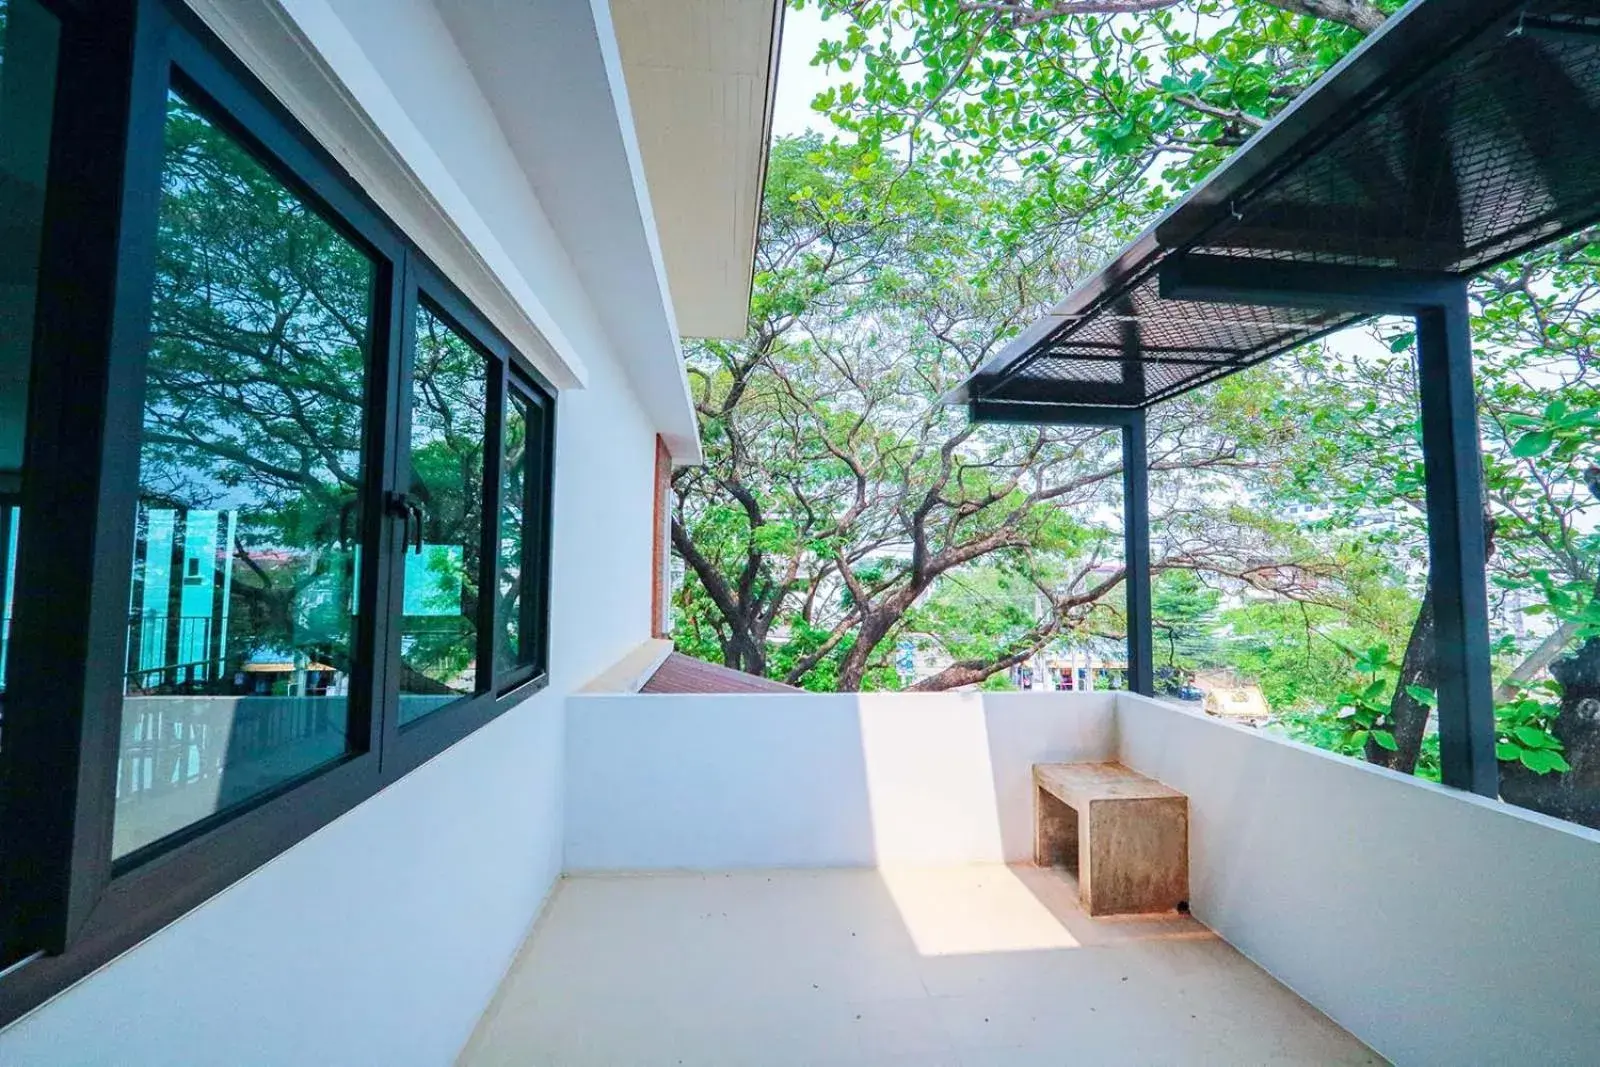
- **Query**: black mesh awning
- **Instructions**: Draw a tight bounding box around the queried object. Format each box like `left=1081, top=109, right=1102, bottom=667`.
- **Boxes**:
left=947, top=0, right=1600, bottom=410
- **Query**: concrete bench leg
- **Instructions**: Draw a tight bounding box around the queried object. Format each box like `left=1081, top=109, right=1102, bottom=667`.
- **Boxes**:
left=1035, top=786, right=1080, bottom=870
left=1082, top=796, right=1188, bottom=916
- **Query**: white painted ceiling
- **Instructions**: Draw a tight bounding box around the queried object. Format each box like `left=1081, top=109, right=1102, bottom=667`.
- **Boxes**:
left=611, top=0, right=783, bottom=340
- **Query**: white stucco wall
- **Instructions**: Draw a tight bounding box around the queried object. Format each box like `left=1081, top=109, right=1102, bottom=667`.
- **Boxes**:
left=1115, top=693, right=1600, bottom=1067
left=0, top=1, right=663, bottom=1063
left=565, top=691, right=1118, bottom=870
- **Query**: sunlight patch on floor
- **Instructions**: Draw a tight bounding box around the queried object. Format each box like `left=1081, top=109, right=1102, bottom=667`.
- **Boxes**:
left=876, top=865, right=1080, bottom=956
left=460, top=866, right=1384, bottom=1066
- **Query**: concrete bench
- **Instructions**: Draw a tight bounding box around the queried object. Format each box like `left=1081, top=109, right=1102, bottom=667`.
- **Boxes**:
left=1034, top=762, right=1188, bottom=916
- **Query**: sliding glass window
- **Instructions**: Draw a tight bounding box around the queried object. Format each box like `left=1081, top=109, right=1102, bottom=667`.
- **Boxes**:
left=114, top=90, right=376, bottom=859
left=399, top=304, right=489, bottom=723
left=0, top=0, right=556, bottom=1020
left=497, top=380, right=549, bottom=688
left=0, top=0, right=61, bottom=696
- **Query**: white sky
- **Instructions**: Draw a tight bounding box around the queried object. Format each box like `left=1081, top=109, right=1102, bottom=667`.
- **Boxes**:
left=773, top=4, right=842, bottom=138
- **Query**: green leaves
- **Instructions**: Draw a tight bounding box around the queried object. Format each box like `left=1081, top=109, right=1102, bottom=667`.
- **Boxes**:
left=1519, top=748, right=1572, bottom=774
left=1494, top=684, right=1571, bottom=777
left=803, top=0, right=1375, bottom=236
left=1353, top=643, right=1396, bottom=674
left=1509, top=430, right=1553, bottom=458
left=1512, top=724, right=1555, bottom=749
left=1502, top=395, right=1600, bottom=460
left=1404, top=685, right=1438, bottom=708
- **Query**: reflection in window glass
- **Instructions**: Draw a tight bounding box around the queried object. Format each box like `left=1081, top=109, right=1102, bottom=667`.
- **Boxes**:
left=0, top=0, right=60, bottom=696
left=398, top=307, right=487, bottom=724
left=0, top=504, right=17, bottom=692
left=497, top=391, right=531, bottom=675
left=115, top=92, right=374, bottom=859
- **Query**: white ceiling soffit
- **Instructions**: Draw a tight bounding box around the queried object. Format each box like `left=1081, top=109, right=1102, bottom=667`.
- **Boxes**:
left=432, top=0, right=702, bottom=463
left=611, top=0, right=784, bottom=341
left=185, top=0, right=589, bottom=392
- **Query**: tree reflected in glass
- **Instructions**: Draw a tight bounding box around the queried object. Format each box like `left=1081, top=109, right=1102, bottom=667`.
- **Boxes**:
left=116, top=92, right=374, bottom=857
left=398, top=307, right=487, bottom=723
left=497, top=392, right=529, bottom=673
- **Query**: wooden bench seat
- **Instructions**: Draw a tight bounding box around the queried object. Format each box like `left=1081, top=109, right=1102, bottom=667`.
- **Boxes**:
left=1034, top=762, right=1188, bottom=916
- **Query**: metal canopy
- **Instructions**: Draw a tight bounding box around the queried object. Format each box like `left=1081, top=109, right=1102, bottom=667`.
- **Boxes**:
left=947, top=0, right=1600, bottom=411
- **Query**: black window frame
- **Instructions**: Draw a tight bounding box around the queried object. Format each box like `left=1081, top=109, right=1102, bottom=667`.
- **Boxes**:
left=495, top=373, right=555, bottom=697
left=384, top=257, right=556, bottom=781
left=0, top=0, right=556, bottom=1022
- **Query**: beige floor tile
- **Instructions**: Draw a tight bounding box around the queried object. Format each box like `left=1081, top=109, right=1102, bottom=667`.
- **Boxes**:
left=459, top=867, right=1383, bottom=1067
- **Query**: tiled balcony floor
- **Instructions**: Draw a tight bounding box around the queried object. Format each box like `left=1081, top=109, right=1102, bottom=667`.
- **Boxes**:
left=460, top=866, right=1382, bottom=1066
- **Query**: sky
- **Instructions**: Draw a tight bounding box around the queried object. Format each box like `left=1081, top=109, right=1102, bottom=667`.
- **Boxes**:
left=772, top=4, right=840, bottom=139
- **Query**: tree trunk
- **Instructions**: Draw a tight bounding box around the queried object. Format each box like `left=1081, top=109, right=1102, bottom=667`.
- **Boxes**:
left=1368, top=579, right=1436, bottom=773
left=911, top=651, right=1028, bottom=692
left=1273, top=0, right=1386, bottom=34
left=722, top=622, right=768, bottom=678
left=1495, top=620, right=1582, bottom=704
left=1369, top=515, right=1495, bottom=775
left=671, top=517, right=773, bottom=679
left=835, top=613, right=894, bottom=691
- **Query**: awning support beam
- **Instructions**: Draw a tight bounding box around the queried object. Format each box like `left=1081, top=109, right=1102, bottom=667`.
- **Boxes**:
left=970, top=401, right=1154, bottom=698
left=1163, top=252, right=1498, bottom=796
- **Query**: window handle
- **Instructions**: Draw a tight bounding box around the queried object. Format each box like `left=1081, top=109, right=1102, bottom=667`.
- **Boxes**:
left=407, top=501, right=425, bottom=555
left=384, top=490, right=415, bottom=554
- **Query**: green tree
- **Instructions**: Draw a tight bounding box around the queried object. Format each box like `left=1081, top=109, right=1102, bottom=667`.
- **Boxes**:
left=678, top=1, right=1597, bottom=819
left=797, top=0, right=1394, bottom=239
left=1150, top=570, right=1221, bottom=682
left=675, top=137, right=1325, bottom=691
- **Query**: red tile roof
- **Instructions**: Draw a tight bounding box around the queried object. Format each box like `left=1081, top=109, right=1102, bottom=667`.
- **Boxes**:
left=640, top=652, right=800, bottom=694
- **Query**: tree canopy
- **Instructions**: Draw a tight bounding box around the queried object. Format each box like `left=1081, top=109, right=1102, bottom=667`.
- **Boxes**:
left=669, top=0, right=1600, bottom=825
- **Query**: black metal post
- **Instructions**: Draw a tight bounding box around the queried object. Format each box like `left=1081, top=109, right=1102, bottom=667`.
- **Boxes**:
left=969, top=400, right=1155, bottom=697
left=1415, top=295, right=1498, bottom=796
left=1123, top=410, right=1154, bottom=696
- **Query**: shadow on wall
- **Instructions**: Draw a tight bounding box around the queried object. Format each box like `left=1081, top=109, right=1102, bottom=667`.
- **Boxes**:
left=562, top=690, right=1119, bottom=872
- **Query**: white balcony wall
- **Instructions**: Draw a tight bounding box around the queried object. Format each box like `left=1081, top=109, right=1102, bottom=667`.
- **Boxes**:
left=566, top=688, right=1600, bottom=1065
left=0, top=1, right=664, bottom=1064
left=1117, top=694, right=1600, bottom=1067
left=565, top=691, right=1119, bottom=870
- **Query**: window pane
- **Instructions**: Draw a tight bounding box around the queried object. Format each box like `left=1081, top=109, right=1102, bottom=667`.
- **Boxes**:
left=496, top=391, right=532, bottom=675
left=0, top=0, right=60, bottom=696
left=0, top=504, right=17, bottom=692
left=399, top=306, right=487, bottom=723
left=115, top=92, right=375, bottom=859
